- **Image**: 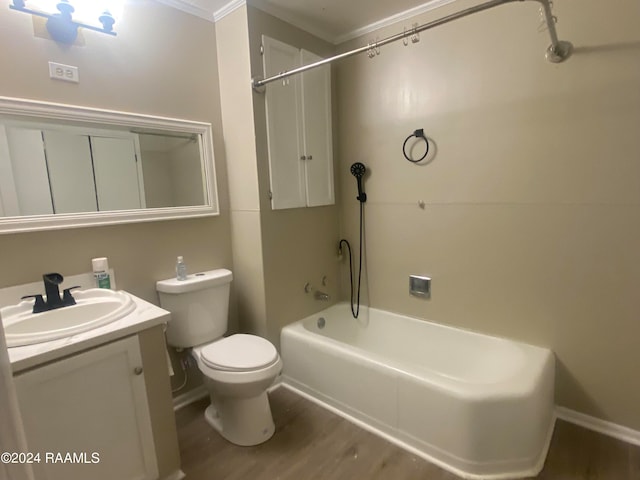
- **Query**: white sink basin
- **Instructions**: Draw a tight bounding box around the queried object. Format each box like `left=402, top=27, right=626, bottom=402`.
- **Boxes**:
left=1, top=289, right=135, bottom=347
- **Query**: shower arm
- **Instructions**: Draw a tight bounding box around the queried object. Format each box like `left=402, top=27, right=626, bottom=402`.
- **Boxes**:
left=252, top=0, right=572, bottom=92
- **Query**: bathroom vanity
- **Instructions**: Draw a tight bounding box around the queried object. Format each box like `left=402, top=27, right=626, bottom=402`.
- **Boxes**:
left=4, top=291, right=183, bottom=480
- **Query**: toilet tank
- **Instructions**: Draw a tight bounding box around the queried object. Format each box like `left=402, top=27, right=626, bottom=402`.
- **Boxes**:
left=156, top=269, right=233, bottom=348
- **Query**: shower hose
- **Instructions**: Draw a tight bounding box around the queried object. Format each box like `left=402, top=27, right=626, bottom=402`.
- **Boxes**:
left=339, top=200, right=364, bottom=319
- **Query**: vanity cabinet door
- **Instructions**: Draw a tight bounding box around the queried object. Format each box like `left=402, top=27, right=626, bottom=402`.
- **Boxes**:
left=13, top=336, right=159, bottom=480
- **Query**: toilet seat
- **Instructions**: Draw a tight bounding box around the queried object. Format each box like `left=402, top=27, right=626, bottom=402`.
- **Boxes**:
left=200, top=334, right=278, bottom=372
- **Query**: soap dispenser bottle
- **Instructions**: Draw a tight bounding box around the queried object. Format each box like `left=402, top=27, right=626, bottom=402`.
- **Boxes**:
left=176, top=256, right=187, bottom=281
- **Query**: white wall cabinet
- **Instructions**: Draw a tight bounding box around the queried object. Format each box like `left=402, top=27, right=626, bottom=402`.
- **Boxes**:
left=262, top=35, right=334, bottom=210
left=13, top=336, right=159, bottom=480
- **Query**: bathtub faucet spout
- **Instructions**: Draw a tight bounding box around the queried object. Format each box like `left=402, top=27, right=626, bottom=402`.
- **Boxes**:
left=314, top=290, right=330, bottom=301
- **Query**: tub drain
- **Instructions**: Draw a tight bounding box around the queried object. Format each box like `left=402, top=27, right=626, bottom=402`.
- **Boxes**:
left=317, top=317, right=326, bottom=329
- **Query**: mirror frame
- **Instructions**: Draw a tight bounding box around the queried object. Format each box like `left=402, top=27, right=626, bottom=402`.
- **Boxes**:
left=0, top=96, right=219, bottom=234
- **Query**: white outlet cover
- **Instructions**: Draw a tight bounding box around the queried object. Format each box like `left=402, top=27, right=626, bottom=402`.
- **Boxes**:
left=48, top=61, right=79, bottom=83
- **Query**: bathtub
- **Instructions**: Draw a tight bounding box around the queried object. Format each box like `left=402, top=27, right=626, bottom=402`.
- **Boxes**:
left=280, top=303, right=555, bottom=480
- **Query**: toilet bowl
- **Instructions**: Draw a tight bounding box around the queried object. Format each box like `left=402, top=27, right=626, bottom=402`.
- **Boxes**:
left=156, top=269, right=282, bottom=446
left=192, top=334, right=282, bottom=446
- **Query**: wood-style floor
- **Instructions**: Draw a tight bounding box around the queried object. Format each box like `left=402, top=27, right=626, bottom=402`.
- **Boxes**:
left=175, top=387, right=640, bottom=480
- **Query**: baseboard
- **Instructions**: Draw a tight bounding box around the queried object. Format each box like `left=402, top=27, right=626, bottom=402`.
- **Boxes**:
left=172, top=385, right=208, bottom=411
left=160, top=469, right=186, bottom=480
left=556, top=406, right=640, bottom=447
left=268, top=376, right=283, bottom=393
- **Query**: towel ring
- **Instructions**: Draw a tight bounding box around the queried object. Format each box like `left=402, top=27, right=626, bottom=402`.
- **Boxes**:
left=402, top=128, right=429, bottom=163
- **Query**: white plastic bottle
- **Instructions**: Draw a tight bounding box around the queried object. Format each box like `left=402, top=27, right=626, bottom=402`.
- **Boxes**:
left=176, top=256, right=187, bottom=281
left=92, top=257, right=111, bottom=289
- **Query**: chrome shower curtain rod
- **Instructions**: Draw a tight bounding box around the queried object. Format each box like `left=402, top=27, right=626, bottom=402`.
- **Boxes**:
left=251, top=0, right=572, bottom=92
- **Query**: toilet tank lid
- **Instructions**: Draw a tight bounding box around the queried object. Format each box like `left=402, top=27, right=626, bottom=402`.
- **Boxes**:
left=156, top=269, right=232, bottom=294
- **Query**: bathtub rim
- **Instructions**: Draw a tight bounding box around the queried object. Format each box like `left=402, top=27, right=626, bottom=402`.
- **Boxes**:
left=300, top=302, right=551, bottom=356
left=285, top=303, right=555, bottom=399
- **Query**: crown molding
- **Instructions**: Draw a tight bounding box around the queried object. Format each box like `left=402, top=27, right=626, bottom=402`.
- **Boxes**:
left=154, top=0, right=215, bottom=22
left=214, top=0, right=246, bottom=22
left=247, top=0, right=337, bottom=44
left=154, top=0, right=460, bottom=45
left=334, top=0, right=457, bottom=45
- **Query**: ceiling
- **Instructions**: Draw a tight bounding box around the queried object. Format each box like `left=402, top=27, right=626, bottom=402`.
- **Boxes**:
left=164, top=0, right=449, bottom=44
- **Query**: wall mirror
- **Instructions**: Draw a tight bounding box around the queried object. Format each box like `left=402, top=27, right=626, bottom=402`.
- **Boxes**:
left=0, top=96, right=218, bottom=234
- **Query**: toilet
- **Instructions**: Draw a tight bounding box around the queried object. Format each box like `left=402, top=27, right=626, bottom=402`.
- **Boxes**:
left=156, top=269, right=282, bottom=446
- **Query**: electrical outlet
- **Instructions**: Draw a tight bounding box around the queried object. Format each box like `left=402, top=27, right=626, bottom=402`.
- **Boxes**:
left=48, top=61, right=79, bottom=83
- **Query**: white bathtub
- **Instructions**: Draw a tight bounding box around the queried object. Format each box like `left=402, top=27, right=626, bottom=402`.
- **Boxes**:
left=280, top=303, right=555, bottom=480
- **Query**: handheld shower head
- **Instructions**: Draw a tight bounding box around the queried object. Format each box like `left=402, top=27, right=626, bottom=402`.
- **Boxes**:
left=350, top=162, right=367, bottom=202
left=350, top=162, right=366, bottom=178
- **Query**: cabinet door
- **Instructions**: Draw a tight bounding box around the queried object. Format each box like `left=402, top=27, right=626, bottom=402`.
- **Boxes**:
left=263, top=35, right=306, bottom=210
left=43, top=130, right=98, bottom=214
left=91, top=136, right=145, bottom=211
left=300, top=49, right=334, bottom=207
left=1, top=126, right=53, bottom=216
left=14, top=336, right=159, bottom=480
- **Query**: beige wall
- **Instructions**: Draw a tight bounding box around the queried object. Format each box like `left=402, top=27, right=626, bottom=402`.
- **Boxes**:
left=216, top=6, right=268, bottom=338
left=336, top=0, right=640, bottom=429
left=247, top=6, right=341, bottom=346
left=0, top=1, right=233, bottom=393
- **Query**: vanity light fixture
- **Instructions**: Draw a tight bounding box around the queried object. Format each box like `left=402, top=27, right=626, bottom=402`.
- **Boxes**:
left=9, top=0, right=116, bottom=44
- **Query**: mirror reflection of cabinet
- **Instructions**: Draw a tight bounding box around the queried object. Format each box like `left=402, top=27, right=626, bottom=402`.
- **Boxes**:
left=90, top=136, right=144, bottom=212
left=138, top=134, right=204, bottom=209
left=262, top=35, right=334, bottom=210
left=1, top=125, right=144, bottom=216
left=0, top=96, right=218, bottom=234
left=0, top=126, right=51, bottom=216
left=43, top=130, right=100, bottom=214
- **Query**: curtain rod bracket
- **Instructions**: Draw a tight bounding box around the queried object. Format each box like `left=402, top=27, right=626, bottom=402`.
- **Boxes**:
left=252, top=76, right=266, bottom=94
left=536, top=0, right=572, bottom=63
left=545, top=40, right=573, bottom=63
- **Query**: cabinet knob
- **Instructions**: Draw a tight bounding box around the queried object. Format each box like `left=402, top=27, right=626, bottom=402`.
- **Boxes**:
left=307, top=155, right=313, bottom=160
left=300, top=155, right=307, bottom=160
left=134, top=367, right=143, bottom=376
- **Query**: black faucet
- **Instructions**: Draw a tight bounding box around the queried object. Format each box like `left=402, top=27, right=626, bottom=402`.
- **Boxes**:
left=21, top=273, right=81, bottom=314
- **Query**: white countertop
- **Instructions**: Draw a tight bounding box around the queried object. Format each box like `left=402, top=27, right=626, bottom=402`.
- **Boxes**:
left=8, top=293, right=170, bottom=373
